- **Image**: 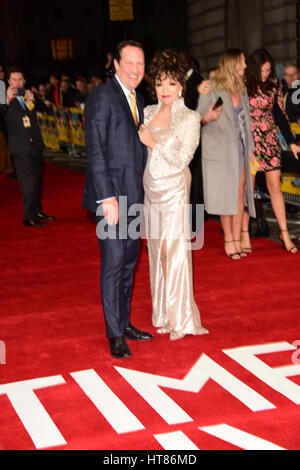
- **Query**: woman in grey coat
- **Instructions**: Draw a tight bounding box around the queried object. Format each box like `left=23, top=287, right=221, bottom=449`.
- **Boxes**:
left=197, top=49, right=256, bottom=260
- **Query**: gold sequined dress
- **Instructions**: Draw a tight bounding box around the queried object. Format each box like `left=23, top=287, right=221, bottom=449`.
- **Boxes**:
left=143, top=98, right=208, bottom=340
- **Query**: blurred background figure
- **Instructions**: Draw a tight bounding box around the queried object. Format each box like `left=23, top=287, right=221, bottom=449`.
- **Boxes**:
left=90, top=75, right=102, bottom=87
left=283, top=64, right=299, bottom=94
left=45, top=72, right=60, bottom=106
left=0, top=64, right=8, bottom=87
left=0, top=64, right=15, bottom=178
left=283, top=63, right=300, bottom=124
left=0, top=118, right=15, bottom=178
left=75, top=76, right=89, bottom=107
left=104, top=51, right=114, bottom=82
left=38, top=84, right=47, bottom=101
left=180, top=50, right=204, bottom=111
left=208, top=67, right=218, bottom=80
left=59, top=74, right=77, bottom=108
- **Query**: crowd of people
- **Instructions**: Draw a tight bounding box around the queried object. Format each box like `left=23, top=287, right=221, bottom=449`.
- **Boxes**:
left=198, top=50, right=300, bottom=257
left=0, top=53, right=117, bottom=112
left=1, top=40, right=300, bottom=357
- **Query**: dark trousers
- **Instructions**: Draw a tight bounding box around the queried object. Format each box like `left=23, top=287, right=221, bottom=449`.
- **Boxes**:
left=11, top=147, right=44, bottom=221
left=95, top=215, right=140, bottom=339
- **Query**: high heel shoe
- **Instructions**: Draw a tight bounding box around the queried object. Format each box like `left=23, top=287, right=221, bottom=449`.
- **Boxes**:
left=233, top=239, right=248, bottom=258
left=279, top=230, right=298, bottom=254
left=224, top=240, right=241, bottom=260
left=240, top=230, right=252, bottom=254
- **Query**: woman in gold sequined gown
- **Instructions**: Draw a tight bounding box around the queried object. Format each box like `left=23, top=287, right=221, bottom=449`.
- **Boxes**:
left=139, top=50, right=208, bottom=340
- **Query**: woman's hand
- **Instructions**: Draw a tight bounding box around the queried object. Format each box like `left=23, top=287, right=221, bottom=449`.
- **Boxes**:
left=290, top=143, right=300, bottom=160
left=198, top=80, right=211, bottom=95
left=139, top=124, right=157, bottom=149
left=201, top=103, right=222, bottom=126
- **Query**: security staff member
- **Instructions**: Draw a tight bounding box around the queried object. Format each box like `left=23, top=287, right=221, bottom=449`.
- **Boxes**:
left=5, top=67, right=55, bottom=226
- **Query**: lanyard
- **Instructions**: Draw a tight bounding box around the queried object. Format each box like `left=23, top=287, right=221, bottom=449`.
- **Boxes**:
left=17, top=96, right=26, bottom=110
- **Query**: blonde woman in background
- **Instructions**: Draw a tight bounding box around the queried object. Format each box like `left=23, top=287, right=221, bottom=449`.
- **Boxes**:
left=197, top=49, right=256, bottom=260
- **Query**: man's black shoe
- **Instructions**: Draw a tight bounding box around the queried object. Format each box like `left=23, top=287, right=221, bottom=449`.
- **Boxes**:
left=35, top=212, right=56, bottom=221
left=125, top=323, right=153, bottom=341
left=23, top=219, right=47, bottom=227
left=109, top=336, right=132, bottom=358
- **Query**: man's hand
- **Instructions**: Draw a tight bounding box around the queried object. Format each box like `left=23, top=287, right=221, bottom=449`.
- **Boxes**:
left=6, top=86, right=18, bottom=105
left=290, top=143, right=300, bottom=160
left=198, top=80, right=211, bottom=95
left=102, top=197, right=119, bottom=225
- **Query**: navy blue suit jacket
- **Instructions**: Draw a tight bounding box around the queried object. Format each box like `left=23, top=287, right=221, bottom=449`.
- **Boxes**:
left=82, top=76, right=147, bottom=214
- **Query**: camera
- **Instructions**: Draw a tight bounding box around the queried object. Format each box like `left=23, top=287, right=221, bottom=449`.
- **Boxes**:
left=17, top=88, right=26, bottom=97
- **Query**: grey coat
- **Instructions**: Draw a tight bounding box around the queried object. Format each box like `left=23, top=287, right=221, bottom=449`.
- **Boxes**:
left=197, top=88, right=256, bottom=218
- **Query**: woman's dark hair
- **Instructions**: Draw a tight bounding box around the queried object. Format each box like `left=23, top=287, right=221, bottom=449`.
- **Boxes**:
left=246, top=48, right=276, bottom=96
left=148, top=49, right=186, bottom=101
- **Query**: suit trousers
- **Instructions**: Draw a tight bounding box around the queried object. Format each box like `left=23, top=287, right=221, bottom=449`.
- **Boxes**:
left=95, top=215, right=140, bottom=339
left=11, top=146, right=44, bottom=221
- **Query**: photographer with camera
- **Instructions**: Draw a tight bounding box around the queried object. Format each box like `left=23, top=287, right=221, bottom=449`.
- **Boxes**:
left=4, top=66, right=55, bottom=227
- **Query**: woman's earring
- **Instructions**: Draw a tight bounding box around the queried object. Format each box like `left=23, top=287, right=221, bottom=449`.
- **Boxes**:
left=178, top=90, right=182, bottom=98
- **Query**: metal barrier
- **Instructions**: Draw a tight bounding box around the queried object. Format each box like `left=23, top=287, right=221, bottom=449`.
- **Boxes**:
left=37, top=109, right=300, bottom=202
left=37, top=105, right=85, bottom=156
left=278, top=122, right=300, bottom=208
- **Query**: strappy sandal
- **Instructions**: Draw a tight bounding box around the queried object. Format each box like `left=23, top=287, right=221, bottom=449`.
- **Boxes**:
left=233, top=239, right=248, bottom=258
left=224, top=240, right=241, bottom=260
left=240, top=230, right=252, bottom=254
left=279, top=230, right=298, bottom=254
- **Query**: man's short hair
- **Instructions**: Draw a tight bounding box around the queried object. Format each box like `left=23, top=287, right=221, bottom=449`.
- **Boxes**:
left=284, top=63, right=299, bottom=73
left=114, top=40, right=144, bottom=64
left=7, top=65, right=25, bottom=79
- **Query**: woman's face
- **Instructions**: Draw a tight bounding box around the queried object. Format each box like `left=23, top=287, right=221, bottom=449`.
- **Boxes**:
left=235, top=54, right=247, bottom=77
left=155, top=74, right=183, bottom=106
left=261, top=61, right=272, bottom=82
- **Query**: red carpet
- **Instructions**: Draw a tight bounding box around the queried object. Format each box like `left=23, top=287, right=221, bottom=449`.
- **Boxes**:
left=0, top=163, right=300, bottom=451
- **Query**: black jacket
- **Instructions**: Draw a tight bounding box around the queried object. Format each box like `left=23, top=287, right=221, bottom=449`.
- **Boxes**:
left=82, top=77, right=147, bottom=213
left=185, top=71, right=203, bottom=111
left=4, top=94, right=48, bottom=155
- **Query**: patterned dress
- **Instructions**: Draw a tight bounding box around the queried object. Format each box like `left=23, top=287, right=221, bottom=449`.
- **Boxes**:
left=249, top=79, right=290, bottom=172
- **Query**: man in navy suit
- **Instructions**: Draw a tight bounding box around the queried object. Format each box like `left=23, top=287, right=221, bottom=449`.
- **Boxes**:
left=82, top=40, right=153, bottom=358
